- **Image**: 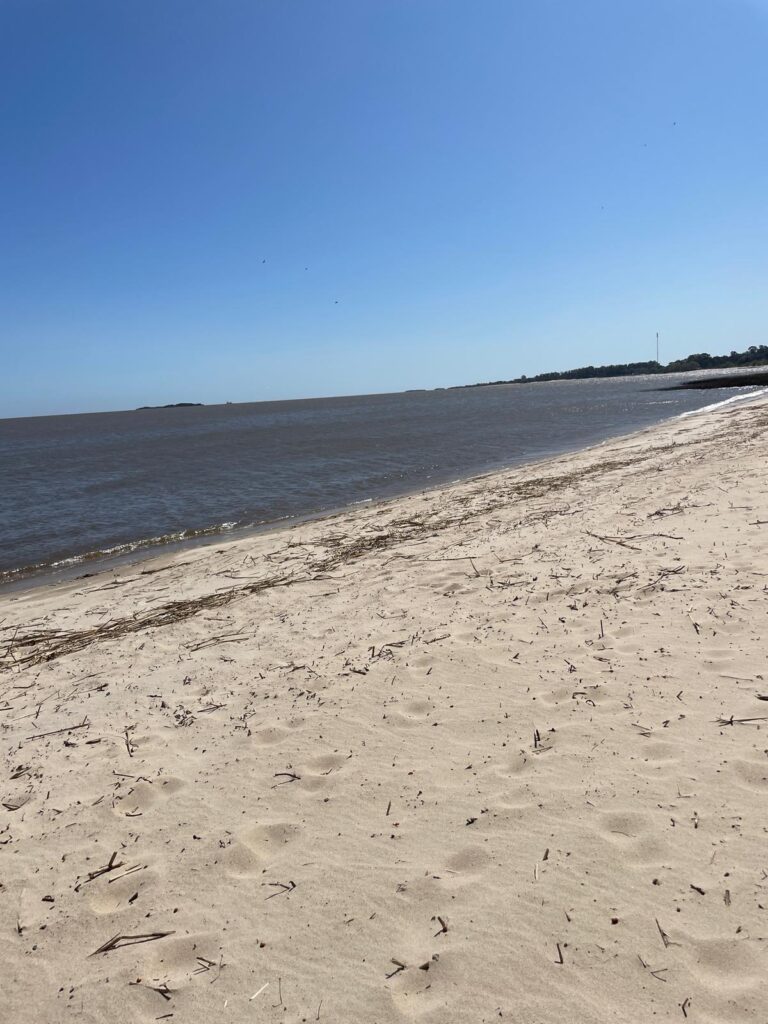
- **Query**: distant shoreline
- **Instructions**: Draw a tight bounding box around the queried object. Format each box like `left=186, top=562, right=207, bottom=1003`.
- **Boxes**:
left=666, top=370, right=768, bottom=390
left=455, top=344, right=768, bottom=389
left=135, top=402, right=204, bottom=410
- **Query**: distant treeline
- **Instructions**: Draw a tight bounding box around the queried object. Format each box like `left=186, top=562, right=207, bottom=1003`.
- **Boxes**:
left=136, top=402, right=203, bottom=410
left=460, top=345, right=768, bottom=387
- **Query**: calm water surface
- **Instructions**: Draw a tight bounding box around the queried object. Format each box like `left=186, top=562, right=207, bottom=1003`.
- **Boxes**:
left=0, top=375, right=760, bottom=582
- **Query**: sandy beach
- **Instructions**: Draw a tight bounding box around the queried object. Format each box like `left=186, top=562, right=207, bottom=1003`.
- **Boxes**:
left=1, top=395, right=767, bottom=1024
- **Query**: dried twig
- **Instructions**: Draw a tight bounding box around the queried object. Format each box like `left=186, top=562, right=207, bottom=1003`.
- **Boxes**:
left=89, top=931, right=174, bottom=956
left=385, top=959, right=406, bottom=979
left=25, top=717, right=89, bottom=741
left=75, top=851, right=123, bottom=891
left=264, top=881, right=296, bottom=900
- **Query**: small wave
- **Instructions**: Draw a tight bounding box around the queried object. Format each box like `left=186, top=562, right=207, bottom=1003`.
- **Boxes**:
left=0, top=520, right=245, bottom=586
left=676, top=387, right=768, bottom=419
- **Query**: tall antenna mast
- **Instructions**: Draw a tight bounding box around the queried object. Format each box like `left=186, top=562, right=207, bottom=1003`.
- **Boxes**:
left=656, top=332, right=660, bottom=365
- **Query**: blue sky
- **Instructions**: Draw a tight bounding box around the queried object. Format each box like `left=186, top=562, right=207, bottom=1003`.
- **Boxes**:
left=2, top=0, right=767, bottom=415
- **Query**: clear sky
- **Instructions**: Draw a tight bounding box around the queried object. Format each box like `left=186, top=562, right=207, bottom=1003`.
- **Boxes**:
left=2, top=0, right=767, bottom=416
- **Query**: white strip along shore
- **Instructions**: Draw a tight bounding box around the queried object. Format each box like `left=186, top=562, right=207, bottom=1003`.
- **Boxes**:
left=1, top=396, right=767, bottom=1024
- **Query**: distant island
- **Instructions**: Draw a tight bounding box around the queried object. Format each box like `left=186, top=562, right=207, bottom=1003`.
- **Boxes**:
left=135, top=402, right=204, bottom=410
left=457, top=344, right=768, bottom=388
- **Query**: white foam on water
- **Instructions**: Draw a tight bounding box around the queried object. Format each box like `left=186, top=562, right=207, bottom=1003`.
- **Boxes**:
left=0, top=519, right=245, bottom=585
left=676, top=387, right=768, bottom=419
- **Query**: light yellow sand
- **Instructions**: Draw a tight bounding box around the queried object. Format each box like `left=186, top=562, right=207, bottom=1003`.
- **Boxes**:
left=1, top=397, right=767, bottom=1024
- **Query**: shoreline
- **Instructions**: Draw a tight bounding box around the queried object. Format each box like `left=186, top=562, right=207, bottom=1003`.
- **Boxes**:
left=2, top=395, right=767, bottom=1022
left=4, top=384, right=765, bottom=596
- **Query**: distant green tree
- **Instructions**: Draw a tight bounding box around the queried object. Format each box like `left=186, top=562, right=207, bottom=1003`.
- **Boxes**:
left=464, top=344, right=768, bottom=387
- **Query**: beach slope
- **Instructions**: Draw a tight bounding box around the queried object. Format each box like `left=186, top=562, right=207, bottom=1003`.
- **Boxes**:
left=1, top=397, right=767, bottom=1023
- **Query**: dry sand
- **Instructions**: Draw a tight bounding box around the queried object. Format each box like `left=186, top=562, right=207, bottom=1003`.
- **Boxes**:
left=1, top=396, right=767, bottom=1023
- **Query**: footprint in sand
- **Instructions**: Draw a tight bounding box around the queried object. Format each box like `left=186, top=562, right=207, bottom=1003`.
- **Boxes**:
left=217, top=839, right=264, bottom=878
left=252, top=724, right=291, bottom=745
left=732, top=758, right=768, bottom=790
left=219, top=820, right=303, bottom=877
left=308, top=752, right=350, bottom=773
left=135, top=930, right=223, bottom=994
left=600, top=810, right=649, bottom=836
left=495, top=751, right=530, bottom=778
left=408, top=653, right=434, bottom=670
left=384, top=701, right=435, bottom=729
left=613, top=624, right=636, bottom=640
left=111, top=779, right=159, bottom=818
left=88, top=865, right=160, bottom=914
left=598, top=810, right=669, bottom=864
left=295, top=751, right=351, bottom=790
left=252, top=716, right=306, bottom=745
left=111, top=775, right=185, bottom=819
left=640, top=740, right=680, bottom=764
left=685, top=936, right=763, bottom=991
left=158, top=775, right=185, bottom=794
left=243, top=820, right=303, bottom=851
left=388, top=950, right=452, bottom=1017
left=404, top=699, right=434, bottom=718
left=435, top=846, right=494, bottom=890
left=443, top=847, right=492, bottom=874
left=383, top=710, right=417, bottom=729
